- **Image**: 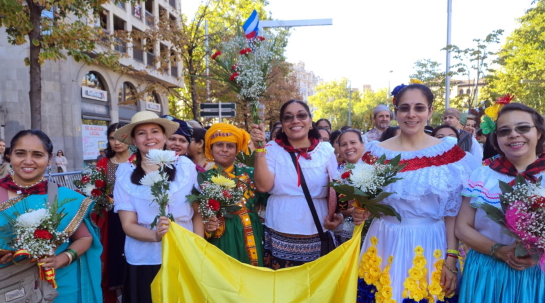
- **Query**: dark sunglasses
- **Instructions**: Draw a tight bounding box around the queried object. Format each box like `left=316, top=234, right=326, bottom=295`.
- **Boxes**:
left=496, top=125, right=535, bottom=137
left=282, top=113, right=309, bottom=123
left=395, top=104, right=430, bottom=113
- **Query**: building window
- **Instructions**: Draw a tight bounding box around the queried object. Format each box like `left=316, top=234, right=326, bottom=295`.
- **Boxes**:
left=459, top=89, right=463, bottom=95
left=82, top=71, right=106, bottom=90
left=466, top=89, right=471, bottom=95
left=146, top=92, right=160, bottom=103
left=118, top=82, right=137, bottom=104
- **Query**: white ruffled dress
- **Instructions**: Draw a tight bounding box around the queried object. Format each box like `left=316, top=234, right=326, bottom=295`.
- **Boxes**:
left=357, top=140, right=476, bottom=303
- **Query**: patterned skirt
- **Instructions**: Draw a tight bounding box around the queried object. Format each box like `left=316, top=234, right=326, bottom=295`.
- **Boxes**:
left=263, top=226, right=321, bottom=269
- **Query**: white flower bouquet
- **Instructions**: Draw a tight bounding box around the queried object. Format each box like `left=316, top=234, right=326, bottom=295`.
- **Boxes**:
left=331, top=153, right=406, bottom=221
left=140, top=149, right=178, bottom=229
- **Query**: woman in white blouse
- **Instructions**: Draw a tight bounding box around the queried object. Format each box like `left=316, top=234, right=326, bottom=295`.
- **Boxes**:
left=55, top=149, right=68, bottom=172
left=113, top=111, right=204, bottom=303
left=249, top=100, right=364, bottom=269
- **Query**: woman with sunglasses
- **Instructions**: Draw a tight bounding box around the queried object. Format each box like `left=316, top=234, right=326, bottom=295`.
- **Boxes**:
left=249, top=100, right=363, bottom=268
left=55, top=149, right=68, bottom=173
left=356, top=84, right=475, bottom=302
left=456, top=103, right=545, bottom=302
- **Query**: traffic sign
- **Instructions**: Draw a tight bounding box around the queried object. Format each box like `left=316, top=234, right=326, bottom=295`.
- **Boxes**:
left=200, top=102, right=236, bottom=111
left=200, top=110, right=236, bottom=118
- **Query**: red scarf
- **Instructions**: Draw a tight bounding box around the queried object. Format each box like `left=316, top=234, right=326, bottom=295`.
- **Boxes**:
left=275, top=137, right=320, bottom=186
left=0, top=175, right=48, bottom=196
left=489, top=153, right=545, bottom=185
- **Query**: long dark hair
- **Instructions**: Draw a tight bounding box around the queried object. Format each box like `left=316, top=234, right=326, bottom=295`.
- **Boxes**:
left=105, top=123, right=127, bottom=159
left=10, top=130, right=53, bottom=159
left=379, top=126, right=400, bottom=142
left=276, top=100, right=321, bottom=142
left=490, top=102, right=545, bottom=156
left=129, top=124, right=176, bottom=185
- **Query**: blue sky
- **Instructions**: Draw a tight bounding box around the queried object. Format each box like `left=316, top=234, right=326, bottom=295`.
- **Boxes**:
left=182, top=0, right=533, bottom=91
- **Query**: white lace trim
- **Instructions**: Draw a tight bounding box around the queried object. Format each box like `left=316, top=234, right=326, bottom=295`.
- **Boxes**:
left=366, top=140, right=456, bottom=160
left=368, top=142, right=474, bottom=217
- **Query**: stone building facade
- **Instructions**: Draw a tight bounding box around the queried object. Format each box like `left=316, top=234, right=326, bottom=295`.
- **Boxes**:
left=0, top=0, right=183, bottom=171
left=290, top=61, right=322, bottom=103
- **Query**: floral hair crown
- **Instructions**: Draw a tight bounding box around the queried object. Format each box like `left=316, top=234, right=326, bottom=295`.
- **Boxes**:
left=391, top=79, right=423, bottom=105
left=480, top=93, right=514, bottom=134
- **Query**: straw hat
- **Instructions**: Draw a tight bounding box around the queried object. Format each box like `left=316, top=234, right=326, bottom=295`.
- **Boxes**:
left=113, top=111, right=179, bottom=145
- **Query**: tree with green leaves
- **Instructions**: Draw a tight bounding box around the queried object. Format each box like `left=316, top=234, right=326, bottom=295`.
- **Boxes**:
left=486, top=1, right=545, bottom=113
left=0, top=0, right=121, bottom=129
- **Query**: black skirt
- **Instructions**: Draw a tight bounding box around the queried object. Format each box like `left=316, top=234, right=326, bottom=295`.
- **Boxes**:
left=122, top=264, right=161, bottom=303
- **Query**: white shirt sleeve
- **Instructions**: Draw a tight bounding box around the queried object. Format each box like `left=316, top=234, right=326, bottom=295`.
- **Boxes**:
left=469, top=136, right=483, bottom=161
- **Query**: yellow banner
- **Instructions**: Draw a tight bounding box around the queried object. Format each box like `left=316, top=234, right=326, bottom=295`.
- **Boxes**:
left=151, top=223, right=362, bottom=303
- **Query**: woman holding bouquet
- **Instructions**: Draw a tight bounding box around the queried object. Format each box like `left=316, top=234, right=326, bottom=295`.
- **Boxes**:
left=456, top=103, right=545, bottom=302
left=356, top=84, right=475, bottom=302
left=202, top=123, right=267, bottom=266
left=249, top=100, right=352, bottom=269
left=113, top=111, right=204, bottom=303
left=96, top=122, right=131, bottom=303
left=0, top=130, right=102, bottom=302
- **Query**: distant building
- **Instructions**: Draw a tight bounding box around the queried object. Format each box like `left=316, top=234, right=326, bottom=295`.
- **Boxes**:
left=0, top=0, right=183, bottom=170
left=450, top=79, right=487, bottom=98
left=362, top=85, right=373, bottom=92
left=290, top=61, right=323, bottom=103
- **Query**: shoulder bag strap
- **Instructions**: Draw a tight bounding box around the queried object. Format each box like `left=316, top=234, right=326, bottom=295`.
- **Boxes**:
left=47, top=180, right=58, bottom=207
left=288, top=152, right=326, bottom=241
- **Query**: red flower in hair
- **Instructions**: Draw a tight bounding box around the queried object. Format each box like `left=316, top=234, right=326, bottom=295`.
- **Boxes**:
left=230, top=72, right=239, bottom=81
left=207, top=199, right=220, bottom=211
left=496, top=94, right=514, bottom=104
left=81, top=175, right=90, bottom=184
left=34, top=229, right=52, bottom=240
left=91, top=188, right=102, bottom=197
left=212, top=50, right=222, bottom=60
left=94, top=179, right=105, bottom=188
left=341, top=171, right=351, bottom=180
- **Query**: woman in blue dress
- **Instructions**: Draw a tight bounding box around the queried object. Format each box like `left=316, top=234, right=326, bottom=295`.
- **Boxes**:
left=457, top=103, right=545, bottom=302
left=0, top=130, right=102, bottom=302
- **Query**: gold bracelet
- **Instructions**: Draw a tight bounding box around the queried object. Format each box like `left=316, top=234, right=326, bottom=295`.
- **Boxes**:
left=62, top=251, right=73, bottom=267
left=443, top=261, right=459, bottom=274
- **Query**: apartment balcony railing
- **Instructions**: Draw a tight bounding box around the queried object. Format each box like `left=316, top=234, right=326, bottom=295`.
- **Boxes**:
left=114, top=38, right=127, bottom=53
left=133, top=48, right=144, bottom=62
left=146, top=52, right=155, bottom=68
left=170, top=65, right=178, bottom=77
left=145, top=11, right=154, bottom=26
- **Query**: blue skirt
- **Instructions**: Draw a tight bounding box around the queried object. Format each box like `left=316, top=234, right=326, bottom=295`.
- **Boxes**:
left=459, top=249, right=545, bottom=303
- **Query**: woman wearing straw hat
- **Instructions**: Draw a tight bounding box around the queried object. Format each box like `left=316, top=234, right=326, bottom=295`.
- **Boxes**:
left=113, top=111, right=204, bottom=303
left=203, top=123, right=267, bottom=266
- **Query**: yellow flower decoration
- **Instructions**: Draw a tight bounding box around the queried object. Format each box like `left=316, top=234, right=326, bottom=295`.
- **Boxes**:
left=414, top=246, right=424, bottom=255
left=358, top=237, right=395, bottom=302
left=428, top=249, right=451, bottom=302
left=410, top=79, right=424, bottom=84
left=433, top=249, right=442, bottom=259
left=211, top=175, right=236, bottom=188
left=485, top=103, right=502, bottom=121
left=413, top=256, right=427, bottom=269
left=402, top=245, right=430, bottom=300
left=370, top=236, right=379, bottom=246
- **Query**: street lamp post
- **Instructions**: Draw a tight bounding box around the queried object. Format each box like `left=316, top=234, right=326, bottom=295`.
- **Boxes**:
left=445, top=0, right=453, bottom=109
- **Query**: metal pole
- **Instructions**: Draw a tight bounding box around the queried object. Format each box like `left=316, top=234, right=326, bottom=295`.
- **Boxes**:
left=445, top=0, right=452, bottom=109
left=219, top=101, right=222, bottom=122
left=347, top=81, right=352, bottom=126
left=205, top=20, right=210, bottom=102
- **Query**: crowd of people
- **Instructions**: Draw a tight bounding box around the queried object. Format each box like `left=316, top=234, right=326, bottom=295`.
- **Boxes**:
left=0, top=82, right=544, bottom=303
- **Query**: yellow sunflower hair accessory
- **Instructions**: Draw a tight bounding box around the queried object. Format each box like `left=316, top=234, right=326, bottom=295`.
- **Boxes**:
left=480, top=93, right=514, bottom=134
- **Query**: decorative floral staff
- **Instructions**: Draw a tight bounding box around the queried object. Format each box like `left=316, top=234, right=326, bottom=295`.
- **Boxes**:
left=139, top=149, right=178, bottom=228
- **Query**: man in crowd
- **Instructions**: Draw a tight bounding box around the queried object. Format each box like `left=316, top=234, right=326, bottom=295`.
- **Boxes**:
left=97, top=149, right=106, bottom=161
left=443, top=108, right=483, bottom=160
left=363, top=104, right=392, bottom=143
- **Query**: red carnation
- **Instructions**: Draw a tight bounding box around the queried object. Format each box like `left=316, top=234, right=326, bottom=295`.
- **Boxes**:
left=239, top=48, right=252, bottom=55
left=222, top=190, right=232, bottom=198
left=212, top=50, right=221, bottom=60
left=94, top=179, right=105, bottom=188
left=496, top=93, right=514, bottom=104
left=81, top=175, right=90, bottom=184
left=531, top=196, right=545, bottom=210
left=230, top=72, right=239, bottom=81
left=34, top=229, right=52, bottom=240
left=207, top=199, right=220, bottom=212
left=231, top=64, right=237, bottom=71
left=91, top=188, right=102, bottom=197
left=257, top=36, right=265, bottom=41
left=341, top=171, right=351, bottom=180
